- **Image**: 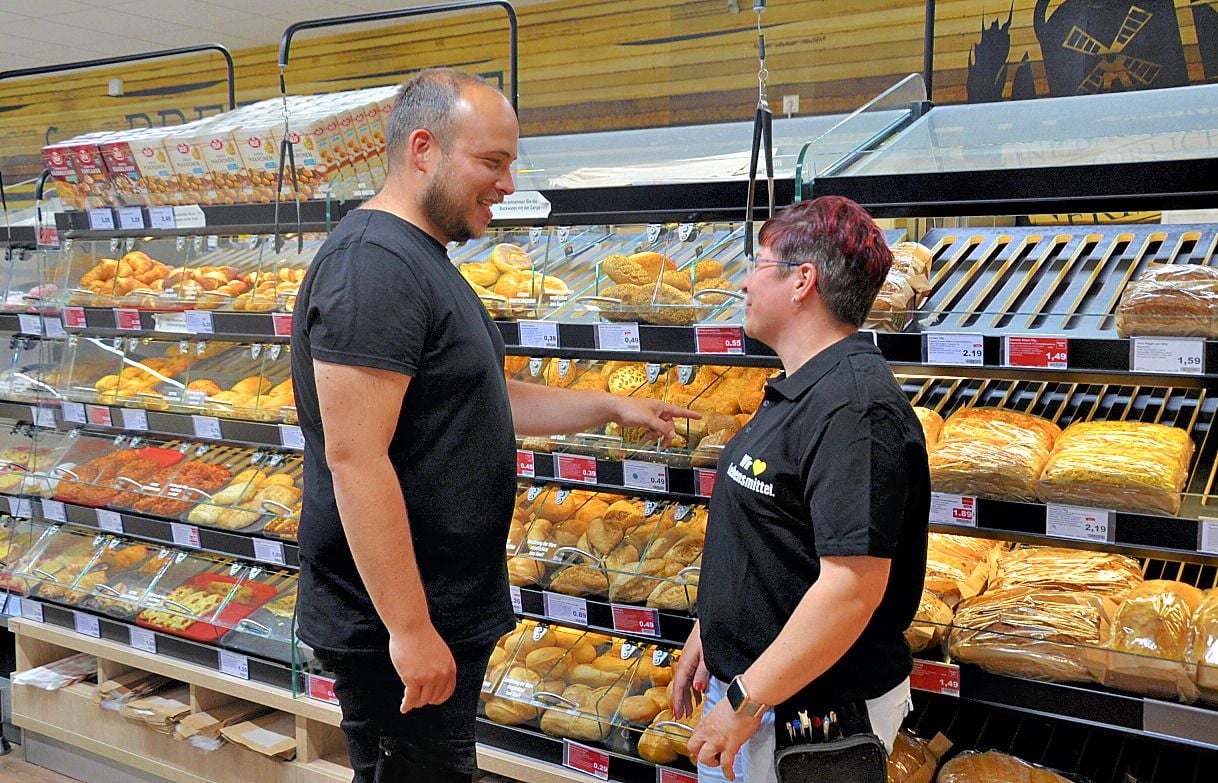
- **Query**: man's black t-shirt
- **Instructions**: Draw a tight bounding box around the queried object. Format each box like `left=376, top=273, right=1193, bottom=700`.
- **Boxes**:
left=699, top=332, right=930, bottom=705
left=291, top=209, right=517, bottom=655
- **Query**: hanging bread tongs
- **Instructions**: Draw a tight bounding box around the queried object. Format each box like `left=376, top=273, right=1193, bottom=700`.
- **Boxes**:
left=744, top=0, right=774, bottom=261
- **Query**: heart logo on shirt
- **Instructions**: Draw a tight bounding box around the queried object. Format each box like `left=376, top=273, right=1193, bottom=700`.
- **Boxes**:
left=751, top=459, right=767, bottom=476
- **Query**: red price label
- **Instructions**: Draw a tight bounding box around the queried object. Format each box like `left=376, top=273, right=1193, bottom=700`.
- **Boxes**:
left=611, top=605, right=660, bottom=637
left=63, top=307, right=87, bottom=328
left=517, top=450, right=536, bottom=479
left=556, top=454, right=598, bottom=484
left=695, top=326, right=745, bottom=355
left=85, top=405, right=113, bottom=427
left=1005, top=336, right=1068, bottom=369
left=564, top=740, right=610, bottom=780
left=305, top=674, right=340, bottom=705
left=114, top=308, right=142, bottom=330
left=659, top=769, right=698, bottom=783
left=272, top=313, right=293, bottom=337
left=696, top=468, right=717, bottom=498
left=910, top=659, right=960, bottom=697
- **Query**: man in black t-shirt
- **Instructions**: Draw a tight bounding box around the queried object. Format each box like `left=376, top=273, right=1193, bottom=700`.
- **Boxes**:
left=291, top=69, right=697, bottom=783
left=675, top=198, right=930, bottom=782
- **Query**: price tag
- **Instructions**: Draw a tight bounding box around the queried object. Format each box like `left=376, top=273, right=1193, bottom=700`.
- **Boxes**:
left=172, top=205, right=207, bottom=229
left=563, top=740, right=609, bottom=780
left=129, top=626, right=157, bottom=653
left=192, top=415, right=223, bottom=440
left=120, top=408, right=149, bottom=431
left=86, top=404, right=113, bottom=427
left=63, top=307, right=87, bottom=329
left=114, top=308, right=142, bottom=331
left=171, top=522, right=201, bottom=549
left=20, top=598, right=44, bottom=623
left=271, top=313, right=293, bottom=337
left=185, top=310, right=215, bottom=335
left=73, top=611, right=101, bottom=638
left=1131, top=337, right=1205, bottom=375
left=253, top=538, right=287, bottom=566
left=40, top=499, right=68, bottom=523
left=117, top=207, right=145, bottom=230
left=305, top=674, right=340, bottom=705
left=1045, top=504, right=1113, bottom=543
left=218, top=650, right=250, bottom=680
left=17, top=314, right=42, bottom=336
left=519, top=320, right=559, bottom=350
left=30, top=406, right=56, bottom=428
left=695, top=325, right=745, bottom=355
left=509, top=585, right=523, bottom=613
left=659, top=768, right=698, bottom=783
left=910, top=659, right=960, bottom=697
left=1005, top=336, right=1068, bottom=369
left=1199, top=518, right=1218, bottom=555
left=543, top=591, right=588, bottom=626
left=596, top=323, right=642, bottom=352
left=96, top=509, right=124, bottom=534
left=279, top=425, right=305, bottom=449
left=148, top=206, right=176, bottom=230
left=696, top=469, right=717, bottom=498
left=4, top=595, right=22, bottom=618
left=7, top=497, right=33, bottom=518
left=42, top=316, right=68, bottom=338
left=516, top=450, right=536, bottom=479
left=623, top=459, right=668, bottom=493
left=924, top=333, right=985, bottom=366
left=87, top=208, right=116, bottom=231
left=929, top=493, right=977, bottom=527
left=555, top=454, right=598, bottom=484
left=611, top=605, right=660, bottom=637
left=61, top=401, right=86, bottom=424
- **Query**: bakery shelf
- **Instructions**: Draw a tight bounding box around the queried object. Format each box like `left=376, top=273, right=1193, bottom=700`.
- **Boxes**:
left=54, top=200, right=356, bottom=239
left=518, top=452, right=716, bottom=502
left=476, top=720, right=688, bottom=783
left=511, top=585, right=693, bottom=650
left=0, top=227, right=37, bottom=248
left=45, top=403, right=300, bottom=450
left=58, top=306, right=292, bottom=341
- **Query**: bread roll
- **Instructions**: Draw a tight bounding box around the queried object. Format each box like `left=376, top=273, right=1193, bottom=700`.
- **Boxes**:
left=548, top=565, right=610, bottom=598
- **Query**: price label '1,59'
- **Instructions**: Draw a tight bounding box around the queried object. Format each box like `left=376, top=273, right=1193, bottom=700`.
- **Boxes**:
left=1131, top=337, right=1205, bottom=375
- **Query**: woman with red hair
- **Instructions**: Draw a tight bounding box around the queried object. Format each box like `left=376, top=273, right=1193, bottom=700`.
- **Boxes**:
left=676, top=197, right=931, bottom=782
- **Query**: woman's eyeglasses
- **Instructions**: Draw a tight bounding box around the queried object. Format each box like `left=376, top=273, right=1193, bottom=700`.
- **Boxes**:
left=744, top=255, right=808, bottom=275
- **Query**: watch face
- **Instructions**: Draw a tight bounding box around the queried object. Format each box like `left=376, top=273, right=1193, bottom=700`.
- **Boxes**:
left=727, top=677, right=746, bottom=711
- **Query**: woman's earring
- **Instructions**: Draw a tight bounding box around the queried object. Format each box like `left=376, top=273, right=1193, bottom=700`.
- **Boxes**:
left=791, top=296, right=801, bottom=309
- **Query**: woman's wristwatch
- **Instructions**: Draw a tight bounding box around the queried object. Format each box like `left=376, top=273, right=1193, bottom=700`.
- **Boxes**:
left=726, top=675, right=770, bottom=717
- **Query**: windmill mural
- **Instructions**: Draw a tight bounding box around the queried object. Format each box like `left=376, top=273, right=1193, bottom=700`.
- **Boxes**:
left=1060, top=5, right=1162, bottom=92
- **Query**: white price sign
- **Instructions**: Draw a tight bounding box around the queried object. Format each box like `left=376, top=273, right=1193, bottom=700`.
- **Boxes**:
left=518, top=320, right=559, bottom=350
left=31, top=406, right=57, bottom=428
left=7, top=497, right=33, bottom=518
left=129, top=626, right=157, bottom=653
left=929, top=493, right=976, bottom=527
left=596, top=323, right=642, bottom=351
left=172, top=204, right=206, bottom=229
left=1046, top=504, right=1113, bottom=543
left=148, top=206, right=176, bottom=230
left=62, top=401, right=87, bottom=424
left=171, top=523, right=201, bottom=549
left=117, top=207, right=145, bottom=230
left=510, top=585, right=523, bottom=613
left=73, top=611, right=101, bottom=638
left=4, top=595, right=22, bottom=618
left=1131, top=337, right=1205, bottom=375
left=184, top=310, right=215, bottom=335
left=218, top=650, right=250, bottom=680
left=87, top=208, right=116, bottom=231
left=192, top=415, right=223, bottom=440
left=279, top=425, right=305, bottom=449
left=120, top=408, right=149, bottom=431
left=42, top=316, right=68, bottom=339
left=622, top=459, right=668, bottom=493
left=18, top=314, right=42, bottom=336
left=1198, top=517, right=1218, bottom=555
left=252, top=538, right=286, bottom=566
left=40, top=499, right=68, bottom=523
left=543, top=591, right=588, bottom=626
left=96, top=508, right=124, bottom=534
left=925, top=333, right=985, bottom=366
left=20, top=598, right=44, bottom=623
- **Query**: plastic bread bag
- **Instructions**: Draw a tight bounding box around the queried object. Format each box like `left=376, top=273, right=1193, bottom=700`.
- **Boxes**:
left=939, top=408, right=1061, bottom=453
left=930, top=438, right=1049, bottom=502
left=1115, top=264, right=1218, bottom=339
left=889, top=242, right=934, bottom=279
left=889, top=731, right=952, bottom=783
left=912, top=407, right=943, bottom=447
left=990, top=547, right=1143, bottom=598
left=12, top=652, right=97, bottom=691
left=936, top=750, right=1077, bottom=783
left=1189, top=589, right=1218, bottom=701
left=1101, top=580, right=1204, bottom=703
left=1036, top=421, right=1193, bottom=516
left=947, top=588, right=1115, bottom=684
left=924, top=533, right=1000, bottom=607
left=905, top=589, right=955, bottom=654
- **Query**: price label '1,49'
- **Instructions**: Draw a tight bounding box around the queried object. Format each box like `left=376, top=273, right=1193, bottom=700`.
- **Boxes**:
left=924, top=333, right=985, bottom=366
left=1005, top=336, right=1068, bottom=369
left=1131, top=337, right=1205, bottom=375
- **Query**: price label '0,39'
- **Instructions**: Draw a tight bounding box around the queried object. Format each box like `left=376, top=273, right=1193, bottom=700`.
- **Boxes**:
left=1131, top=337, right=1205, bottom=375
left=518, top=320, right=559, bottom=350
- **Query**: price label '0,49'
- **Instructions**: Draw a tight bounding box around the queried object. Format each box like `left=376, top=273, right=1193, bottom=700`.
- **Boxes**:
left=623, top=459, right=667, bottom=493
left=1131, top=337, right=1205, bottom=375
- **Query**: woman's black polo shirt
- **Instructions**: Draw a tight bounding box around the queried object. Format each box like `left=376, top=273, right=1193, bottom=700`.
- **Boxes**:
left=699, top=331, right=930, bottom=705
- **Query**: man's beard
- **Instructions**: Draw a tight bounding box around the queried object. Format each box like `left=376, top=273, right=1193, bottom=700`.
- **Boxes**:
left=420, top=168, right=477, bottom=244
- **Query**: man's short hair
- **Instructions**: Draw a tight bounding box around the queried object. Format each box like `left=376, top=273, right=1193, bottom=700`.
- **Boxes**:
left=384, top=68, right=494, bottom=170
left=757, top=196, right=893, bottom=327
